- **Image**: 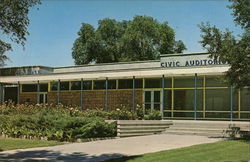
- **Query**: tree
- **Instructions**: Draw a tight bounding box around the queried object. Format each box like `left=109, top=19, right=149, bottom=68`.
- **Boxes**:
left=0, top=0, right=40, bottom=66
left=199, top=0, right=250, bottom=88
left=72, top=16, right=186, bottom=64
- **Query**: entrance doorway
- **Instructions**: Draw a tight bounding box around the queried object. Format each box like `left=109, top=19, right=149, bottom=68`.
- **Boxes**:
left=39, top=93, right=47, bottom=104
left=144, top=90, right=162, bottom=112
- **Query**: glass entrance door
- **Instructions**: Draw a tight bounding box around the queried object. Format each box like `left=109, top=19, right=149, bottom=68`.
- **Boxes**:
left=39, top=93, right=47, bottom=104
left=144, top=90, right=161, bottom=112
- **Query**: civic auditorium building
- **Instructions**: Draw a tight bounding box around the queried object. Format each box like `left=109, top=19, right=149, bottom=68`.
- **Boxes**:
left=0, top=52, right=249, bottom=120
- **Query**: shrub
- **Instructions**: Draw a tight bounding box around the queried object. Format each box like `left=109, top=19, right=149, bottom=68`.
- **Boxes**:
left=144, top=110, right=162, bottom=120
left=108, top=109, right=136, bottom=120
left=0, top=113, right=116, bottom=142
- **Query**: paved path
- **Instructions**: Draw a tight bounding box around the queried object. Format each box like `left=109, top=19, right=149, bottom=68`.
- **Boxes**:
left=0, top=134, right=222, bottom=162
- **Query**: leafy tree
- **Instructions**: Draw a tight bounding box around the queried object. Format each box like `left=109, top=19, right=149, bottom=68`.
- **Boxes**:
left=0, top=0, right=40, bottom=66
left=199, top=0, right=250, bottom=88
left=72, top=16, right=186, bottom=64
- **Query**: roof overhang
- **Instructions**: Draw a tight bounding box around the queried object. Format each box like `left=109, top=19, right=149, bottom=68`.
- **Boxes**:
left=0, top=66, right=229, bottom=84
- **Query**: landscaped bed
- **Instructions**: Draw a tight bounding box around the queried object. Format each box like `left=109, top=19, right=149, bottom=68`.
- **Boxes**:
left=105, top=140, right=250, bottom=162
left=0, top=102, right=161, bottom=142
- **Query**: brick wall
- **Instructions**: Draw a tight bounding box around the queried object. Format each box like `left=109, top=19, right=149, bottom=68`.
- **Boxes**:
left=47, top=91, right=81, bottom=106
left=20, top=93, right=37, bottom=104
left=21, top=89, right=143, bottom=111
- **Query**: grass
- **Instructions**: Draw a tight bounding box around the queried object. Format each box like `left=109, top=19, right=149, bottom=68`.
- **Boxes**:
left=107, top=140, right=250, bottom=162
left=0, top=138, right=64, bottom=151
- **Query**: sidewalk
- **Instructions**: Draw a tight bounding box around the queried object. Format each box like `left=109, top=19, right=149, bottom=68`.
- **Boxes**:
left=0, top=134, right=222, bottom=161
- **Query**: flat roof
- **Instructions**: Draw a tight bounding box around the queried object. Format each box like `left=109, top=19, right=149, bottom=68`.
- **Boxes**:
left=0, top=52, right=229, bottom=83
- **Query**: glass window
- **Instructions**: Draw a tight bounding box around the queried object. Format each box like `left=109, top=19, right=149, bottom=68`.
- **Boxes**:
left=108, top=80, right=116, bottom=89
left=163, top=90, right=172, bottom=110
left=173, top=112, right=194, bottom=118
left=241, top=88, right=250, bottom=111
left=40, top=83, right=48, bottom=92
left=206, top=89, right=230, bottom=111
left=206, top=112, right=230, bottom=118
left=145, top=78, right=161, bottom=88
left=119, top=79, right=133, bottom=89
left=174, top=76, right=203, bottom=88
left=50, top=82, right=69, bottom=91
left=51, top=82, right=58, bottom=91
left=22, top=84, right=37, bottom=92
left=145, top=91, right=151, bottom=103
left=71, top=81, right=92, bottom=90
left=83, top=81, right=92, bottom=90
left=71, top=81, right=81, bottom=90
left=154, top=91, right=160, bottom=103
left=164, top=78, right=172, bottom=88
left=60, top=82, right=69, bottom=90
left=94, top=80, right=106, bottom=89
left=174, top=89, right=202, bottom=110
left=135, top=79, right=143, bottom=88
left=206, top=76, right=228, bottom=87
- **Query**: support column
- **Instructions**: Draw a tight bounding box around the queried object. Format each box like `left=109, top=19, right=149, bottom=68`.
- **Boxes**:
left=37, top=81, right=40, bottom=104
left=132, top=76, right=136, bottom=112
left=80, top=78, right=83, bottom=111
left=171, top=77, right=174, bottom=118
left=105, top=77, right=108, bottom=112
left=238, top=89, right=241, bottom=119
left=0, top=83, right=3, bottom=104
left=2, top=84, right=5, bottom=104
left=57, top=80, right=60, bottom=105
left=17, top=82, right=20, bottom=104
left=230, top=86, right=233, bottom=121
left=161, top=75, right=165, bottom=119
left=194, top=73, right=197, bottom=120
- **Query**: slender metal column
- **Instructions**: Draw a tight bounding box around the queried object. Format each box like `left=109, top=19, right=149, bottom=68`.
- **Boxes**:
left=2, top=84, right=5, bottom=104
left=171, top=77, right=174, bottom=118
left=230, top=86, right=233, bottom=121
left=132, top=76, right=136, bottom=112
left=161, top=75, right=165, bottom=119
left=238, top=89, right=241, bottom=119
left=105, top=77, right=108, bottom=112
left=80, top=78, right=83, bottom=111
left=57, top=80, right=60, bottom=105
left=17, top=82, right=20, bottom=104
left=0, top=83, right=2, bottom=104
left=37, top=81, right=40, bottom=104
left=194, top=73, right=197, bottom=120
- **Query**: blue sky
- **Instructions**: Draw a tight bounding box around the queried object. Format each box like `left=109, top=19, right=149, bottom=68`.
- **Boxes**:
left=5, top=0, right=243, bottom=67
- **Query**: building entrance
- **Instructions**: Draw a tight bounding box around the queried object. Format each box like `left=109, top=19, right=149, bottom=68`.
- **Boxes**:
left=39, top=93, right=47, bottom=104
left=144, top=90, right=162, bottom=112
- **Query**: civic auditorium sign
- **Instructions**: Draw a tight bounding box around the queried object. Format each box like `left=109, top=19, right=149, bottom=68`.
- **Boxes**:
left=160, top=53, right=228, bottom=68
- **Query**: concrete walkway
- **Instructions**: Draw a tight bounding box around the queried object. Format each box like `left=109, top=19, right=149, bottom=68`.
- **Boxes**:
left=0, top=134, right=222, bottom=162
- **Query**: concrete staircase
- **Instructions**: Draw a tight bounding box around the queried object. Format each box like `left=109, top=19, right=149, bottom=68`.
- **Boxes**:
left=117, top=120, right=173, bottom=137
left=164, top=120, right=250, bottom=138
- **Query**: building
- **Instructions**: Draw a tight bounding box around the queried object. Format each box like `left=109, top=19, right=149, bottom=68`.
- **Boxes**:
left=0, top=52, right=249, bottom=120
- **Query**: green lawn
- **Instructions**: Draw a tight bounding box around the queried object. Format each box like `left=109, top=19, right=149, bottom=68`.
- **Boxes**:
left=107, top=140, right=250, bottom=162
left=0, top=138, right=64, bottom=151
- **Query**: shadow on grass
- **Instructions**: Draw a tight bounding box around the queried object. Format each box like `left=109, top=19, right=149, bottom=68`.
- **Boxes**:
left=103, top=155, right=142, bottom=162
left=0, top=150, right=125, bottom=162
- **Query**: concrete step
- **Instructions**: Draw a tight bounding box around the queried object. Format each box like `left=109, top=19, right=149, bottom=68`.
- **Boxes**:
left=118, top=132, right=159, bottom=137
left=164, top=130, right=226, bottom=137
left=171, top=123, right=230, bottom=128
left=118, top=129, right=165, bottom=134
left=166, top=127, right=225, bottom=133
left=118, top=125, right=170, bottom=130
